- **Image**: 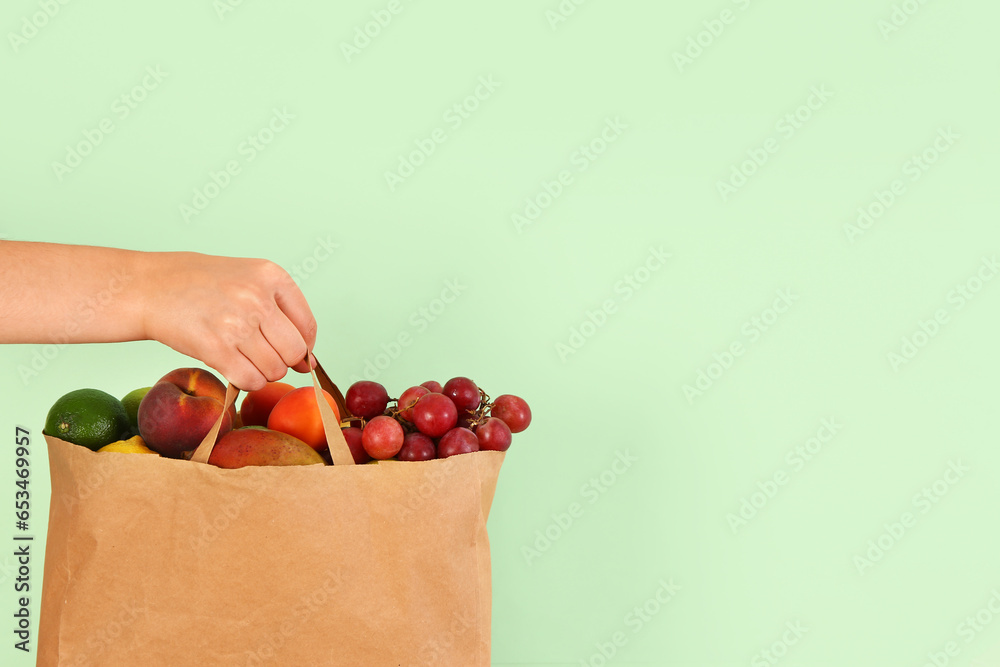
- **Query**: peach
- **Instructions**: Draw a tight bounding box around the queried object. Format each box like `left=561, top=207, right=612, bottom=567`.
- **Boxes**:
left=208, top=427, right=324, bottom=468
left=138, top=367, right=236, bottom=459
left=239, top=381, right=295, bottom=427
left=267, top=387, right=340, bottom=452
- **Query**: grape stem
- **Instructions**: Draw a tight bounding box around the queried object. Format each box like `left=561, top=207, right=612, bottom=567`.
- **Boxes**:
left=357, top=388, right=496, bottom=431
left=465, top=388, right=492, bottom=428
left=386, top=397, right=403, bottom=419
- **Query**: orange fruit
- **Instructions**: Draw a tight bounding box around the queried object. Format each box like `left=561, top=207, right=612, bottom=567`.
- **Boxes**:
left=240, top=381, right=295, bottom=427
left=266, top=387, right=340, bottom=452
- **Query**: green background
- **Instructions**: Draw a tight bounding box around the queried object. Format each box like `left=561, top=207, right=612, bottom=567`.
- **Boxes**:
left=2, top=0, right=999, bottom=665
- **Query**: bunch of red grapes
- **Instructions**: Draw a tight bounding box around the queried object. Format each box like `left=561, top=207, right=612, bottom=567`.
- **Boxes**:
left=341, top=377, right=531, bottom=463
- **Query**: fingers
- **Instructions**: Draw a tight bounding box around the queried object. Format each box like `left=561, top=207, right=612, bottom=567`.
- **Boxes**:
left=289, top=354, right=316, bottom=374
left=272, top=274, right=318, bottom=356
left=237, top=329, right=289, bottom=384
left=259, top=306, right=308, bottom=367
left=229, top=291, right=314, bottom=388
left=167, top=259, right=319, bottom=390
left=212, top=350, right=268, bottom=393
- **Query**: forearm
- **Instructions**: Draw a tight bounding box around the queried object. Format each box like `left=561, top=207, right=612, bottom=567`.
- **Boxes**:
left=0, top=240, right=153, bottom=344
left=0, top=240, right=317, bottom=390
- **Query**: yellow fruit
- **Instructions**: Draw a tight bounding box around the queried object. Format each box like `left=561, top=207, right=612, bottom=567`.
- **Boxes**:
left=97, top=435, right=159, bottom=455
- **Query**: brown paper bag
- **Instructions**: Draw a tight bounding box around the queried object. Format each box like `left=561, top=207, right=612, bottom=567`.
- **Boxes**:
left=37, top=362, right=505, bottom=666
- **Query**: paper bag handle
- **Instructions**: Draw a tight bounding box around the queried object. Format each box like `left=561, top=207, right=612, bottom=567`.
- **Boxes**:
left=189, top=353, right=356, bottom=466
left=307, top=357, right=355, bottom=466
left=188, top=383, right=239, bottom=464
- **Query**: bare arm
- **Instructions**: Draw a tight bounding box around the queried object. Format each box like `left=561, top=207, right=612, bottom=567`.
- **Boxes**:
left=0, top=241, right=317, bottom=391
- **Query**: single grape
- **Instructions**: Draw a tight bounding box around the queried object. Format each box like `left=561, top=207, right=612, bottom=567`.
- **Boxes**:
left=412, top=393, right=458, bottom=438
left=491, top=394, right=531, bottom=433
left=443, top=376, right=480, bottom=413
left=341, top=426, right=371, bottom=464
left=456, top=409, right=477, bottom=430
left=420, top=380, right=443, bottom=394
left=397, top=385, right=430, bottom=422
left=437, top=427, right=479, bottom=458
left=398, top=432, right=436, bottom=461
left=476, top=417, right=512, bottom=452
left=361, top=415, right=404, bottom=460
left=346, top=381, right=390, bottom=420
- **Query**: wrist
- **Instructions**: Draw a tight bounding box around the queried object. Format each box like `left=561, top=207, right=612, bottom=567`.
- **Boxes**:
left=130, top=249, right=169, bottom=342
